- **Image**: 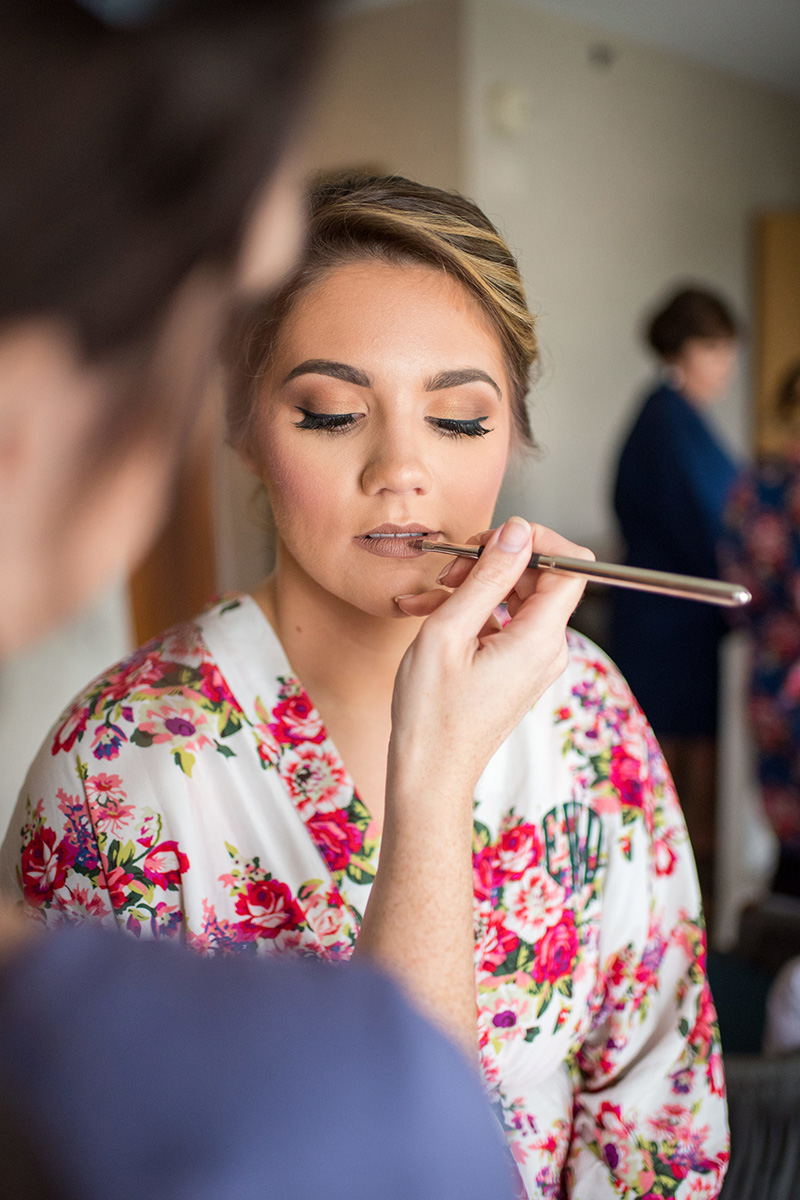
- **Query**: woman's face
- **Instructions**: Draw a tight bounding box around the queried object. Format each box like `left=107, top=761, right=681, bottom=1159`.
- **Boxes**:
left=248, top=260, right=514, bottom=618
left=671, top=336, right=737, bottom=406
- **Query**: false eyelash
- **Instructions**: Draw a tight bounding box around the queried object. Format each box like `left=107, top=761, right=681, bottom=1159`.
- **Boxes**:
left=293, top=408, right=360, bottom=433
left=428, top=417, right=492, bottom=439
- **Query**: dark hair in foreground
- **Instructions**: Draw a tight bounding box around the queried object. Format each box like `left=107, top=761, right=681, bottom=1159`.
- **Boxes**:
left=0, top=0, right=323, bottom=360
left=646, top=286, right=739, bottom=361
left=225, top=174, right=539, bottom=448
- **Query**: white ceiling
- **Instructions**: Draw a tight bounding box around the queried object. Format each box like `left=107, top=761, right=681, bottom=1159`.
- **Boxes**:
left=524, top=0, right=800, bottom=97
left=345, top=0, right=800, bottom=98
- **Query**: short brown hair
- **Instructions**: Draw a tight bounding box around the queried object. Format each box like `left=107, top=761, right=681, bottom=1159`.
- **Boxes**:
left=225, top=174, right=539, bottom=448
left=646, top=286, right=738, bottom=361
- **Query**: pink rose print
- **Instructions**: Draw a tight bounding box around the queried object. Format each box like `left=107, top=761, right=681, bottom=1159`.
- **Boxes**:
left=20, top=826, right=76, bottom=906
left=653, top=836, right=677, bottom=877
left=306, top=809, right=363, bottom=874
left=505, top=866, right=565, bottom=945
left=142, top=841, right=191, bottom=889
left=104, top=864, right=135, bottom=909
left=51, top=704, right=89, bottom=756
left=199, top=661, right=241, bottom=709
left=234, top=878, right=303, bottom=941
left=283, top=747, right=349, bottom=818
left=496, top=823, right=542, bottom=880
left=302, top=889, right=350, bottom=955
left=532, top=910, right=579, bottom=984
left=269, top=691, right=324, bottom=747
left=476, top=910, right=520, bottom=973
left=473, top=846, right=495, bottom=904
left=609, top=744, right=643, bottom=809
left=102, top=650, right=165, bottom=703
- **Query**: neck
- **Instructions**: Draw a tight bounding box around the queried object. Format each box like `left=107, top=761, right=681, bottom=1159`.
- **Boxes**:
left=251, top=542, right=425, bottom=711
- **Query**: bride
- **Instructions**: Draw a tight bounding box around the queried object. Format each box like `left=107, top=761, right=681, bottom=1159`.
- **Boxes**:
left=3, top=175, right=728, bottom=1198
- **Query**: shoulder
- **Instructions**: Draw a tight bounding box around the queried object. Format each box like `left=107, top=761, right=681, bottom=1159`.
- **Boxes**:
left=562, top=629, right=642, bottom=713
left=616, top=385, right=685, bottom=476
left=43, top=597, right=250, bottom=773
left=0, top=931, right=512, bottom=1200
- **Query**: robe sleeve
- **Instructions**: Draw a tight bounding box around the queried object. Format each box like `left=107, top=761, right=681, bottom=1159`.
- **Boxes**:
left=0, top=681, right=189, bottom=941
left=0, top=702, right=117, bottom=928
left=566, top=718, right=729, bottom=1198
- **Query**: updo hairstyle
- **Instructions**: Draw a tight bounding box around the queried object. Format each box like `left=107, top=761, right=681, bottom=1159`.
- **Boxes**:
left=225, top=174, right=539, bottom=449
left=646, top=286, right=738, bottom=362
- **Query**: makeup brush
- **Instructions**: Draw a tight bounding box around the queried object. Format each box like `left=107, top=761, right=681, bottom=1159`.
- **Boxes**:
left=410, top=539, right=751, bottom=608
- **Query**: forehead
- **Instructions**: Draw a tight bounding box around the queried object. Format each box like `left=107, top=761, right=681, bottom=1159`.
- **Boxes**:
left=274, top=259, right=508, bottom=384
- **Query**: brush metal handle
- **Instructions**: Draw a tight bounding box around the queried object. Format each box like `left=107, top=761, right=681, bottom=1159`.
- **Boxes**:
left=417, top=541, right=751, bottom=608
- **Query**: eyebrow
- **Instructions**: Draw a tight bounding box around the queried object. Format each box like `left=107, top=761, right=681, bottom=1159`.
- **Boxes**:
left=282, top=359, right=502, bottom=399
left=424, top=368, right=502, bottom=399
left=282, top=359, right=371, bottom=388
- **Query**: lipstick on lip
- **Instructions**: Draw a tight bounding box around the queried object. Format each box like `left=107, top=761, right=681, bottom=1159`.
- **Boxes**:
left=355, top=523, right=439, bottom=558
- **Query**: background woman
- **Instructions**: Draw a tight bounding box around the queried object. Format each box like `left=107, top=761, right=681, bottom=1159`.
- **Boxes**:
left=3, top=177, right=728, bottom=1197
left=609, top=286, right=740, bottom=920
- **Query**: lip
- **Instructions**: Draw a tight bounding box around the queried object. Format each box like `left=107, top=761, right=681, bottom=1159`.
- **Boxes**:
left=354, top=523, right=441, bottom=559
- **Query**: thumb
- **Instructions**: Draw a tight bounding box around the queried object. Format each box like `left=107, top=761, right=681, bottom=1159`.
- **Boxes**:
left=424, top=517, right=532, bottom=639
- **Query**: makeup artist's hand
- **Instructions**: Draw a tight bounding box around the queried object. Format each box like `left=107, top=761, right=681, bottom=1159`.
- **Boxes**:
left=391, top=517, right=593, bottom=787
left=354, top=517, right=591, bottom=1055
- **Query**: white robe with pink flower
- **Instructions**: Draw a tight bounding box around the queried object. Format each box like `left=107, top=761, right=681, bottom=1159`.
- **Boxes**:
left=0, top=595, right=729, bottom=1198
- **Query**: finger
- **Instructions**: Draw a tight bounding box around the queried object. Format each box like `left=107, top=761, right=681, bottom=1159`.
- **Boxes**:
left=395, top=589, right=452, bottom=617
left=424, top=517, right=533, bottom=640
left=436, top=529, right=495, bottom=587
left=501, top=523, right=595, bottom=606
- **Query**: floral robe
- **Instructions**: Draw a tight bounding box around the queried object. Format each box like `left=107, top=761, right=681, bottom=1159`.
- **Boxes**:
left=721, top=450, right=800, bottom=851
left=1, top=595, right=729, bottom=1198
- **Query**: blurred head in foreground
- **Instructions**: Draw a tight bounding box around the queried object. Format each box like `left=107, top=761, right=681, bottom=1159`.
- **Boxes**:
left=0, top=0, right=323, bottom=654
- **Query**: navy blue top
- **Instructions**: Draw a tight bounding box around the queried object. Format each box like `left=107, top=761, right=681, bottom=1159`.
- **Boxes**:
left=609, top=382, right=738, bottom=736
left=0, top=929, right=513, bottom=1200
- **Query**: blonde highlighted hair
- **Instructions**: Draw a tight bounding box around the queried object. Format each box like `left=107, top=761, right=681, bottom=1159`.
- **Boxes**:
left=226, top=174, right=538, bottom=447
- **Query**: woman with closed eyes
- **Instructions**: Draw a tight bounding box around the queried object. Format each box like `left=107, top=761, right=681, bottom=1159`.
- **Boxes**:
left=3, top=176, right=729, bottom=1197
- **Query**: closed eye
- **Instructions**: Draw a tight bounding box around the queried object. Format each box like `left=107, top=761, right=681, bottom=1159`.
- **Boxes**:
left=293, top=408, right=362, bottom=434
left=427, top=416, right=492, bottom=439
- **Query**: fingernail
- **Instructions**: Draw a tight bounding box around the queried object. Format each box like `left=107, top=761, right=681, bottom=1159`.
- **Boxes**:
left=394, top=594, right=416, bottom=602
left=498, top=516, right=530, bottom=552
left=436, top=562, right=455, bottom=584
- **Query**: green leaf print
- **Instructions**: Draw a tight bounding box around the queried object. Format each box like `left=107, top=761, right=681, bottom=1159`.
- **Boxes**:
left=218, top=712, right=242, bottom=739
left=173, top=749, right=196, bottom=776
left=345, top=859, right=377, bottom=886
left=473, top=821, right=491, bottom=850
left=131, top=728, right=154, bottom=748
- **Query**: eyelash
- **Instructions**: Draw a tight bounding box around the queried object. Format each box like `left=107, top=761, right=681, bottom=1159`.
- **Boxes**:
left=292, top=408, right=492, bottom=439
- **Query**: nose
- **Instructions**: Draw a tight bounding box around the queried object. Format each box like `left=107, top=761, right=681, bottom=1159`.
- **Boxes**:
left=360, top=423, right=432, bottom=497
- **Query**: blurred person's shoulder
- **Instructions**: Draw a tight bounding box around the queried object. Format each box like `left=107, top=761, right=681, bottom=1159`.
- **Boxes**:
left=0, top=927, right=514, bottom=1200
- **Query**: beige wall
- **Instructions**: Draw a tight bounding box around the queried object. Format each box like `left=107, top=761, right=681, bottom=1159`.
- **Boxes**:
left=464, top=0, right=800, bottom=549
left=300, top=0, right=463, bottom=189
